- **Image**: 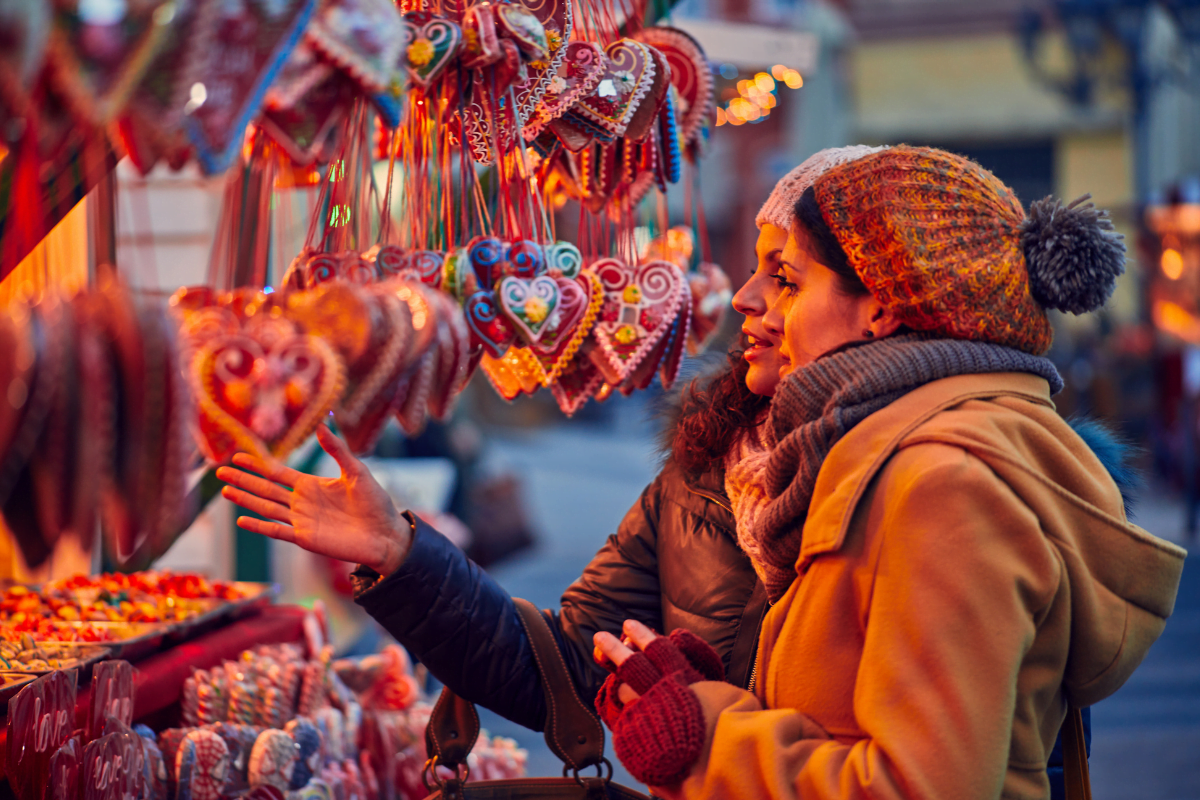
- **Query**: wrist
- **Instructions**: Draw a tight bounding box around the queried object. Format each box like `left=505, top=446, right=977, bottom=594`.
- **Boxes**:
left=374, top=510, right=416, bottom=577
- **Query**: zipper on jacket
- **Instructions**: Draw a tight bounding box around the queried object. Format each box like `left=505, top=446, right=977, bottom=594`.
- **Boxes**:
left=685, top=485, right=732, bottom=513
left=747, top=651, right=759, bottom=694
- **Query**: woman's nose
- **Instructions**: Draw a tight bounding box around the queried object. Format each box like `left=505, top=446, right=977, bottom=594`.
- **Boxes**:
left=733, top=273, right=765, bottom=317
left=763, top=295, right=786, bottom=337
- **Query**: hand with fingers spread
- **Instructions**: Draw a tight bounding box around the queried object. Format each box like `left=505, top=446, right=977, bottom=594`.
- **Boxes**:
left=592, top=620, right=725, bottom=788
left=216, top=425, right=412, bottom=577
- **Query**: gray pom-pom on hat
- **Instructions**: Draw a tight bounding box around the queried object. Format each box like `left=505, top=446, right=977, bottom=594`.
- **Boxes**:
left=1021, top=194, right=1126, bottom=315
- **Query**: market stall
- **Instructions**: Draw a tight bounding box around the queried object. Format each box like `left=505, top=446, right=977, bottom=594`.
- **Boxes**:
left=0, top=0, right=770, bottom=794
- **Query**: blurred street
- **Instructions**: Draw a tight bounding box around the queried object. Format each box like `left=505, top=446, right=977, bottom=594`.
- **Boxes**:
left=472, top=400, right=1199, bottom=800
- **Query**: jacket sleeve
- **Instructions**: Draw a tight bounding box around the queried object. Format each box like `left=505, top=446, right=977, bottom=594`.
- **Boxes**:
left=353, top=474, right=669, bottom=729
left=657, top=446, right=1061, bottom=800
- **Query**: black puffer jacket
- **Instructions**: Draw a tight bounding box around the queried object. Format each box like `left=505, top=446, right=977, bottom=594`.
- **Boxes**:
left=353, top=457, right=766, bottom=730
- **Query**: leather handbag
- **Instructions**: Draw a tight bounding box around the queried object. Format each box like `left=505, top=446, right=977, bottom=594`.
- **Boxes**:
left=422, top=597, right=651, bottom=800
left=1063, top=707, right=1092, bottom=800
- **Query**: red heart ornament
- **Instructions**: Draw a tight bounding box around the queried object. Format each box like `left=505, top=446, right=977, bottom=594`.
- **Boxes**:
left=510, top=0, right=571, bottom=126
left=365, top=243, right=407, bottom=279
left=464, top=290, right=516, bottom=359
left=623, top=45, right=671, bottom=142
left=549, top=353, right=604, bottom=417
left=523, top=42, right=603, bottom=137
left=588, top=258, right=685, bottom=384
left=193, top=324, right=346, bottom=464
left=569, top=39, right=655, bottom=138
left=660, top=277, right=692, bottom=390
left=426, top=291, right=472, bottom=421
left=184, top=0, right=317, bottom=174
left=460, top=3, right=501, bottom=69
left=533, top=270, right=603, bottom=384
left=632, top=27, right=714, bottom=149
left=495, top=4, right=548, bottom=61
left=394, top=350, right=435, bottom=437
left=306, top=0, right=407, bottom=95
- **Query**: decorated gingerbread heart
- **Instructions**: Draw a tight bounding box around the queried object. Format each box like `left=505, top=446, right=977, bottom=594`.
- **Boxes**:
left=365, top=244, right=406, bottom=279
left=495, top=3, right=548, bottom=60
left=622, top=45, right=671, bottom=142
left=543, top=240, right=583, bottom=278
left=506, top=240, right=545, bottom=278
left=306, top=0, right=406, bottom=95
left=464, top=290, right=516, bottom=358
left=510, top=0, right=570, bottom=126
left=402, top=11, right=462, bottom=88
left=568, top=39, right=656, bottom=139
left=426, top=291, right=472, bottom=421
left=498, top=276, right=560, bottom=345
left=549, top=352, right=604, bottom=417
left=193, top=322, right=346, bottom=464
left=401, top=250, right=445, bottom=288
left=524, top=41, right=603, bottom=136
left=460, top=2, right=501, bottom=69
left=632, top=26, right=714, bottom=151
left=588, top=258, right=685, bottom=384
left=532, top=269, right=602, bottom=384
left=338, top=252, right=379, bottom=285
left=185, top=0, right=318, bottom=174
left=467, top=236, right=506, bottom=289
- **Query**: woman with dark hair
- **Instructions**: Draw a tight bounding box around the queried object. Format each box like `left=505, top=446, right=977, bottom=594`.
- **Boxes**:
left=592, top=146, right=1186, bottom=800
left=216, top=146, right=885, bottom=728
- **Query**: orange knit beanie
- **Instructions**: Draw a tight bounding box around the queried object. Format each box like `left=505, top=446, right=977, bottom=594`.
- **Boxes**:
left=809, top=145, right=1127, bottom=355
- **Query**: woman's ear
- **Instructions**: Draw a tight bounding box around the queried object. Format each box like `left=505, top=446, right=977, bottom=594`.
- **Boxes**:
left=864, top=301, right=904, bottom=339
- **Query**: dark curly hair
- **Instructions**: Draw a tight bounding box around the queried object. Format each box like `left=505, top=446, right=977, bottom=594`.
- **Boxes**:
left=671, top=348, right=770, bottom=478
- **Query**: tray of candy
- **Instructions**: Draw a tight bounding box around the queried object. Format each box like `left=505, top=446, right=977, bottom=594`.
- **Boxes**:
left=38, top=621, right=170, bottom=661
left=163, top=582, right=280, bottom=643
left=0, top=641, right=111, bottom=679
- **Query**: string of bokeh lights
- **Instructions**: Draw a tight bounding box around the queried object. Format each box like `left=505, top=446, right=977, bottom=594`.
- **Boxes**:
left=714, top=63, right=804, bottom=127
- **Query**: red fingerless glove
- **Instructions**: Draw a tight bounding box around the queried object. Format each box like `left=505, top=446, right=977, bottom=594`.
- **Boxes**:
left=593, top=630, right=725, bottom=787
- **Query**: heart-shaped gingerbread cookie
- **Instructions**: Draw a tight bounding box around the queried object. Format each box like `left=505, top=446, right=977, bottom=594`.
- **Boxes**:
left=403, top=11, right=463, bottom=88
left=588, top=258, right=685, bottom=384
left=532, top=269, right=603, bottom=384
left=498, top=276, right=560, bottom=345
left=569, top=39, right=655, bottom=138
left=193, top=325, right=346, bottom=463
left=464, top=290, right=516, bottom=359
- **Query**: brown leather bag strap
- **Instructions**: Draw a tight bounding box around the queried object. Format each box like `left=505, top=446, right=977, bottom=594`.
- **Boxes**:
left=1062, top=706, right=1092, bottom=800
left=513, top=597, right=607, bottom=772
left=425, top=680, right=481, bottom=771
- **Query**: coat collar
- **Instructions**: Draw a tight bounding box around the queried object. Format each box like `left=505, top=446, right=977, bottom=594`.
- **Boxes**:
left=797, top=372, right=1056, bottom=570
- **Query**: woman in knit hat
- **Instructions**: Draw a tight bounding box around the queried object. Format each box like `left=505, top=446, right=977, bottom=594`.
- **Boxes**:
left=593, top=146, right=1187, bottom=800
left=215, top=148, right=884, bottom=735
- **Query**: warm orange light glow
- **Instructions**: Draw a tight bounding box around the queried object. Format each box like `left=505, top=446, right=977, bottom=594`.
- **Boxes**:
left=784, top=70, right=804, bottom=89
left=754, top=72, right=775, bottom=92
left=771, top=64, right=788, bottom=80
left=736, top=80, right=750, bottom=96
left=715, top=108, right=727, bottom=126
left=1153, top=299, right=1200, bottom=343
left=1162, top=248, right=1185, bottom=280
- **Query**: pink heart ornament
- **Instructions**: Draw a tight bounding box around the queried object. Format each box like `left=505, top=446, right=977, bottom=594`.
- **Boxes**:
left=498, top=276, right=560, bottom=345
left=588, top=258, right=684, bottom=383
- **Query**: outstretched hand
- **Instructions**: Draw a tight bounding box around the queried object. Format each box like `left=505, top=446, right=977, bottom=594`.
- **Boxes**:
left=216, top=425, right=412, bottom=576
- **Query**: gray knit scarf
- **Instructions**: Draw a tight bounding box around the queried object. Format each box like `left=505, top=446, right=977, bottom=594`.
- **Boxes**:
left=754, top=333, right=1063, bottom=602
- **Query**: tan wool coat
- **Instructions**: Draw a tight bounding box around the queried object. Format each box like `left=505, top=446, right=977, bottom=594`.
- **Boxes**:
left=660, top=372, right=1187, bottom=800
